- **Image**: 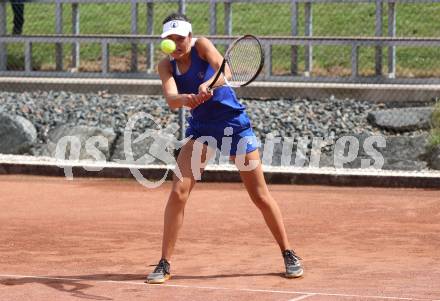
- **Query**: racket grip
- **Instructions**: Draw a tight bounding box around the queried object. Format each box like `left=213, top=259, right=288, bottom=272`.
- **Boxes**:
left=206, top=83, right=217, bottom=92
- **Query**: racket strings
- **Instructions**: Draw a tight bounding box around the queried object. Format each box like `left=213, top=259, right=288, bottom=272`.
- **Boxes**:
left=226, top=37, right=263, bottom=86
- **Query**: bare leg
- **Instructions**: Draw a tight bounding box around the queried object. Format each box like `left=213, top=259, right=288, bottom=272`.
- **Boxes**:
left=233, top=150, right=291, bottom=252
left=161, top=140, right=214, bottom=260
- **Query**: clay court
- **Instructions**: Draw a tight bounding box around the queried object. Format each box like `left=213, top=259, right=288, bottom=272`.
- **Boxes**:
left=0, top=175, right=439, bottom=301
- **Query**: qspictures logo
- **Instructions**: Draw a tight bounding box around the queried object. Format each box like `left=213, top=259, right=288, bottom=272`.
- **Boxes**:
left=54, top=112, right=386, bottom=188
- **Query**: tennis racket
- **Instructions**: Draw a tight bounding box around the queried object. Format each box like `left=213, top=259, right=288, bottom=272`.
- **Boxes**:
left=207, top=35, right=264, bottom=91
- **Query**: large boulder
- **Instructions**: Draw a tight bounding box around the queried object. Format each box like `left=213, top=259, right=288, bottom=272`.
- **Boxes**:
left=367, top=107, right=433, bottom=132
left=318, top=133, right=383, bottom=169
left=426, top=146, right=440, bottom=170
left=319, top=133, right=430, bottom=171
left=381, top=134, right=429, bottom=170
left=41, top=125, right=116, bottom=161
left=0, top=113, right=37, bottom=154
left=111, top=125, right=181, bottom=166
left=112, top=133, right=163, bottom=165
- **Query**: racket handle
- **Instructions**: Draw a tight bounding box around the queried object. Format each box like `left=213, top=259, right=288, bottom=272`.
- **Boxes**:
left=206, top=84, right=218, bottom=93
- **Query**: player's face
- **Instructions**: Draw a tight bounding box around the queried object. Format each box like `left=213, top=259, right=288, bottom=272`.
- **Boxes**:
left=167, top=34, right=192, bottom=59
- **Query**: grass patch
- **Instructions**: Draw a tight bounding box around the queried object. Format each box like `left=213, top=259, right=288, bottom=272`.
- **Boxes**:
left=3, top=2, right=440, bottom=74
left=429, top=102, right=440, bottom=148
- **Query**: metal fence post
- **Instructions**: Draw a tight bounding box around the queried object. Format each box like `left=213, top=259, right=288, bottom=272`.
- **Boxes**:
left=224, top=0, right=232, bottom=36
left=375, top=0, right=383, bottom=76
left=131, top=0, right=138, bottom=72
left=55, top=0, right=63, bottom=71
left=146, top=2, right=154, bottom=73
left=71, top=3, right=80, bottom=71
left=264, top=43, right=271, bottom=80
left=0, top=1, right=7, bottom=71
left=25, top=42, right=32, bottom=72
left=304, top=1, right=313, bottom=77
left=178, top=0, right=186, bottom=141
left=388, top=0, right=396, bottom=78
left=209, top=0, right=217, bottom=36
left=179, top=0, right=186, bottom=16
left=291, top=0, right=298, bottom=75
left=102, top=41, right=109, bottom=74
left=351, top=44, right=359, bottom=80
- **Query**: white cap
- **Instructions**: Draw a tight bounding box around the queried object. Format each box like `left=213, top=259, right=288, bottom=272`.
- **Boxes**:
left=161, top=20, right=192, bottom=38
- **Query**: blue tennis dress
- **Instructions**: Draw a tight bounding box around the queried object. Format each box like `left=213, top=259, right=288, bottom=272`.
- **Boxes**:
left=171, top=44, right=259, bottom=156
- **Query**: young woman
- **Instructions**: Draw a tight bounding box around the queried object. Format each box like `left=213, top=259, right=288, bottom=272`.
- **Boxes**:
left=147, top=13, right=303, bottom=284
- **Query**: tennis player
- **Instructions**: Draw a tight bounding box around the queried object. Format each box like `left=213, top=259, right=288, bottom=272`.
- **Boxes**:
left=147, top=12, right=303, bottom=284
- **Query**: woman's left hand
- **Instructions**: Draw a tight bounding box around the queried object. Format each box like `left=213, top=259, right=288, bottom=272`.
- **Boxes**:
left=198, top=83, right=213, bottom=101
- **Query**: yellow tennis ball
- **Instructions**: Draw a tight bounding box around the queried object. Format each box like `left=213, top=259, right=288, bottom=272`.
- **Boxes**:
left=160, top=39, right=176, bottom=54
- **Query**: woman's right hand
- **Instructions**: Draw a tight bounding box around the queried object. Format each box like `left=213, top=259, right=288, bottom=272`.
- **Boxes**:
left=182, top=93, right=210, bottom=109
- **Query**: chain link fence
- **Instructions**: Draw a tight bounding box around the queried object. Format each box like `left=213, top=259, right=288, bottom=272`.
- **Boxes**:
left=2, top=1, right=440, bottom=77
left=0, top=0, right=440, bottom=176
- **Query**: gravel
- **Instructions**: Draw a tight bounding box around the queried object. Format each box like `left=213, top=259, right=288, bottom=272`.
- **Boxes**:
left=0, top=90, right=431, bottom=156
left=0, top=90, right=177, bottom=146
left=241, top=97, right=381, bottom=140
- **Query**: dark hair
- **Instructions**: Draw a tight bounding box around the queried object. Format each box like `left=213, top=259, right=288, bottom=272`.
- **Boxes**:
left=162, top=13, right=191, bottom=24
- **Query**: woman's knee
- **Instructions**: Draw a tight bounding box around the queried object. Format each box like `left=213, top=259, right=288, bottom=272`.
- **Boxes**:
left=169, top=185, right=191, bottom=206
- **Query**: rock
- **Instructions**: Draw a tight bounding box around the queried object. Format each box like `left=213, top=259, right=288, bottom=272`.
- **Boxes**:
left=426, top=146, right=440, bottom=170
left=112, top=133, right=161, bottom=165
left=383, top=159, right=428, bottom=171
left=41, top=125, right=116, bottom=161
left=381, top=134, right=429, bottom=162
left=318, top=133, right=429, bottom=170
left=0, top=90, right=437, bottom=171
left=367, top=107, right=433, bottom=132
left=260, top=137, right=309, bottom=167
left=0, top=113, right=37, bottom=154
left=111, top=126, right=180, bottom=165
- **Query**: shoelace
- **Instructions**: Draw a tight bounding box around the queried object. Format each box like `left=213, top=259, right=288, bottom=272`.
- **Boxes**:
left=152, top=259, right=169, bottom=274
left=284, top=250, right=302, bottom=265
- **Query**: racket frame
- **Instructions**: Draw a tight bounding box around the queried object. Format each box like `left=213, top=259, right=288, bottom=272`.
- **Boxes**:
left=208, top=34, right=264, bottom=91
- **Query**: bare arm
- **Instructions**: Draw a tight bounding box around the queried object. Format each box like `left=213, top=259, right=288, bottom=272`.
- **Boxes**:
left=196, top=37, right=230, bottom=93
left=157, top=58, right=208, bottom=110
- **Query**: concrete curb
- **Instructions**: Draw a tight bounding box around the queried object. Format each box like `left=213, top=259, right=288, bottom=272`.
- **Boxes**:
left=1, top=155, right=439, bottom=188
left=2, top=77, right=440, bottom=101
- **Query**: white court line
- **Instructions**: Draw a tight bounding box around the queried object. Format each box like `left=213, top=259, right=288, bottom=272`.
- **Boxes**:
left=1, top=153, right=440, bottom=179
left=288, top=294, right=316, bottom=301
left=0, top=274, right=438, bottom=301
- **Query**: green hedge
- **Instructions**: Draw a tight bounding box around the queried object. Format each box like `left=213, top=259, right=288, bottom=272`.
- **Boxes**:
left=429, top=102, right=440, bottom=148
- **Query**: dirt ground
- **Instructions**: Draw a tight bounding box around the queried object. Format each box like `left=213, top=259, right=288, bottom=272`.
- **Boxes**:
left=1, top=175, right=439, bottom=301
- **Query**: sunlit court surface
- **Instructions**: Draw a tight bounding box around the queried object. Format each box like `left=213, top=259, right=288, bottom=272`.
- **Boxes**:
left=0, top=175, right=439, bottom=301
